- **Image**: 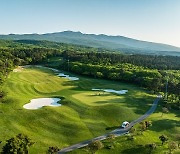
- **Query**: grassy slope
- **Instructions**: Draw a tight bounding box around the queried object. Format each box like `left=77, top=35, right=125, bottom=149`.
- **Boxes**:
left=72, top=102, right=180, bottom=154
left=0, top=66, right=154, bottom=153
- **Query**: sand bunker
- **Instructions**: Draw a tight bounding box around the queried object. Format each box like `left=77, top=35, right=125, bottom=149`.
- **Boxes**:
left=13, top=66, right=24, bottom=72
left=57, top=73, right=79, bottom=81
left=92, top=88, right=128, bottom=94
left=23, top=98, right=61, bottom=110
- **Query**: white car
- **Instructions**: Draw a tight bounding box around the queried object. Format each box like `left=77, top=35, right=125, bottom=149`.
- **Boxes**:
left=121, top=121, right=130, bottom=128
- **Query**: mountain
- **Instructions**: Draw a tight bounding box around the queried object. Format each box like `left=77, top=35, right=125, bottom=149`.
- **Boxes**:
left=0, top=31, right=180, bottom=56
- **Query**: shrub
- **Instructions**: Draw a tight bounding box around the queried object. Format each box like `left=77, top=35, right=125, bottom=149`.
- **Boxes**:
left=47, top=146, right=60, bottom=154
left=2, top=134, right=34, bottom=154
left=88, top=140, right=104, bottom=153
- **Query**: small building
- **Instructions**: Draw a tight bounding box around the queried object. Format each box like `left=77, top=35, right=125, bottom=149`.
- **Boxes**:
left=121, top=121, right=129, bottom=128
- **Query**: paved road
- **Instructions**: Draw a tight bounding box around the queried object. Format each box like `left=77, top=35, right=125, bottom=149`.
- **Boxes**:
left=58, top=96, right=161, bottom=153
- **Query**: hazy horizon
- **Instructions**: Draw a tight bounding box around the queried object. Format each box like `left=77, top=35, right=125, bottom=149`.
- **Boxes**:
left=1, top=30, right=180, bottom=48
left=0, top=0, right=180, bottom=47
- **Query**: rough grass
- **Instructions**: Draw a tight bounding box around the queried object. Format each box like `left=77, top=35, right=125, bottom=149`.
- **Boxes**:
left=0, top=66, right=155, bottom=153
left=72, top=101, right=180, bottom=154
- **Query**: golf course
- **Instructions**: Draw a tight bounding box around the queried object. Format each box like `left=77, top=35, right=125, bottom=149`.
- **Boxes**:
left=0, top=1, right=180, bottom=153
left=0, top=65, right=156, bottom=153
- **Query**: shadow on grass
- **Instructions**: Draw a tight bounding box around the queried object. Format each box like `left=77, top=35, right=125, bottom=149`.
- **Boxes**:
left=105, top=126, right=120, bottom=130
left=150, top=119, right=179, bottom=132
left=121, top=146, right=149, bottom=154
left=93, top=96, right=153, bottom=115
left=175, top=114, right=180, bottom=118
left=66, top=80, right=155, bottom=116
left=60, top=75, right=155, bottom=115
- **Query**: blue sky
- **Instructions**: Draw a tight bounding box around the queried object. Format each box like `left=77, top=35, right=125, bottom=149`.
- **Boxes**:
left=0, top=0, right=180, bottom=47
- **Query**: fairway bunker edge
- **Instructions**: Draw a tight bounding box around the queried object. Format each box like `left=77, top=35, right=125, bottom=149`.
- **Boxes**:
left=23, top=98, right=61, bottom=110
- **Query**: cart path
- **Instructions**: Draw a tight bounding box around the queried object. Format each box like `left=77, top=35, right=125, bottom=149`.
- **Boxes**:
left=58, top=95, right=161, bottom=153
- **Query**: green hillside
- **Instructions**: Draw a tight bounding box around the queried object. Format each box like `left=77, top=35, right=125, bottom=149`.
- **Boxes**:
left=0, top=66, right=154, bottom=153
left=0, top=31, right=180, bottom=56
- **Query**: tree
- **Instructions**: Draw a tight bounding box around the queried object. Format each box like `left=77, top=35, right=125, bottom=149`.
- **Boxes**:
left=161, top=107, right=169, bottom=117
left=47, top=146, right=60, bottom=154
left=129, top=127, right=136, bottom=136
left=127, top=135, right=135, bottom=141
left=138, top=121, right=151, bottom=135
left=107, top=134, right=116, bottom=140
left=139, top=122, right=146, bottom=134
left=145, top=143, right=156, bottom=154
left=96, top=72, right=104, bottom=78
left=168, top=141, right=178, bottom=153
left=88, top=140, right=104, bottom=154
left=175, top=134, right=180, bottom=148
left=144, top=121, right=152, bottom=129
left=0, top=90, right=6, bottom=99
left=159, top=135, right=168, bottom=145
left=106, top=134, right=116, bottom=149
left=2, top=134, right=34, bottom=154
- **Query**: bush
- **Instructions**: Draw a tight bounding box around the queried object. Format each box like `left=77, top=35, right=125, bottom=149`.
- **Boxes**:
left=127, top=135, right=135, bottom=141
left=88, top=140, right=104, bottom=153
left=47, top=146, right=60, bottom=154
left=107, top=134, right=116, bottom=140
left=2, top=134, right=34, bottom=154
left=145, top=143, right=156, bottom=154
left=168, top=141, right=178, bottom=153
left=159, top=135, right=168, bottom=145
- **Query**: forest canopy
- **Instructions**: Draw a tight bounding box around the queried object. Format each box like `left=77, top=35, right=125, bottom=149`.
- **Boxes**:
left=0, top=39, right=179, bottom=109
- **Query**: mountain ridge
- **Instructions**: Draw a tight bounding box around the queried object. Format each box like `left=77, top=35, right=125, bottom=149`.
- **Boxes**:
left=0, top=31, right=180, bottom=55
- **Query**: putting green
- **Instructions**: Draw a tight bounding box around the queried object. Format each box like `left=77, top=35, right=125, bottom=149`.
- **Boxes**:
left=0, top=66, right=155, bottom=153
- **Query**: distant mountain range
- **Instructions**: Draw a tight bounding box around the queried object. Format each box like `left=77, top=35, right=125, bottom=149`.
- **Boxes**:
left=0, top=31, right=180, bottom=56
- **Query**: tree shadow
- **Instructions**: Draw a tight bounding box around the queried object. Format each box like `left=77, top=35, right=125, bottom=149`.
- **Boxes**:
left=175, top=114, right=180, bottom=118
left=150, top=119, right=179, bottom=132
left=93, top=96, right=153, bottom=115
left=121, top=145, right=149, bottom=154
left=105, top=126, right=120, bottom=130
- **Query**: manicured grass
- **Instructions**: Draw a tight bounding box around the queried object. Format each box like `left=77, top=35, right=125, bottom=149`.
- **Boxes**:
left=72, top=101, right=180, bottom=154
left=0, top=66, right=155, bottom=153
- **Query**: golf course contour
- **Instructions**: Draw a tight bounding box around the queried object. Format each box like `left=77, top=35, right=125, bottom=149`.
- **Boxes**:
left=58, top=95, right=160, bottom=153
left=1, top=65, right=178, bottom=154
left=23, top=98, right=61, bottom=110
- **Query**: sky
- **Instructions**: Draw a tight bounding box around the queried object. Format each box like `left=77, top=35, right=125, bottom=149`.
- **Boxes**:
left=0, top=0, right=180, bottom=47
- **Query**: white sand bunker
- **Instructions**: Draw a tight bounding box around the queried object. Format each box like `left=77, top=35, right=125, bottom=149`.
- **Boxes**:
left=57, top=73, right=79, bottom=81
left=13, top=66, right=24, bottom=72
left=92, top=88, right=128, bottom=94
left=23, top=98, right=61, bottom=110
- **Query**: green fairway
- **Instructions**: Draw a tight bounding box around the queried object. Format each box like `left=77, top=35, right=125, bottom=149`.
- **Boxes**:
left=72, top=102, right=180, bottom=154
left=0, top=66, right=155, bottom=153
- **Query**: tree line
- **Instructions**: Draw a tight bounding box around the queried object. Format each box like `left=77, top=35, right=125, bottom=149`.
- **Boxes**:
left=59, top=51, right=180, bottom=109
left=0, top=46, right=61, bottom=98
left=0, top=39, right=179, bottom=109
left=62, top=50, right=180, bottom=70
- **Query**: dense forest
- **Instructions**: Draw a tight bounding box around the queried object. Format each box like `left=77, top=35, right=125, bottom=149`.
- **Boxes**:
left=1, top=31, right=180, bottom=57
left=59, top=52, right=180, bottom=110
left=0, top=39, right=179, bottom=109
left=61, top=51, right=180, bottom=70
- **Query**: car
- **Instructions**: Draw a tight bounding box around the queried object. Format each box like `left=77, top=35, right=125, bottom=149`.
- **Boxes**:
left=121, top=121, right=130, bottom=128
